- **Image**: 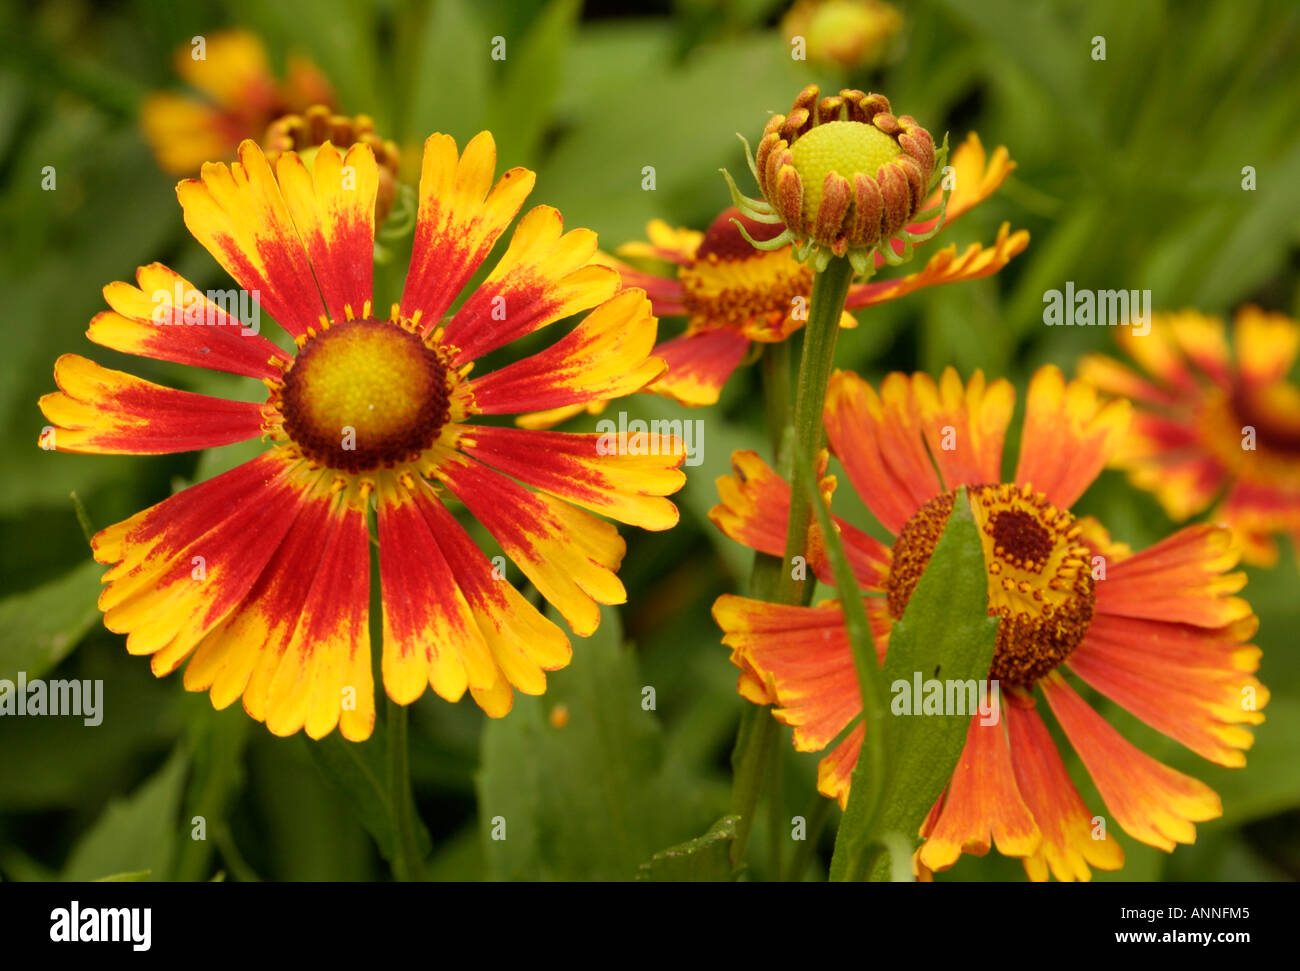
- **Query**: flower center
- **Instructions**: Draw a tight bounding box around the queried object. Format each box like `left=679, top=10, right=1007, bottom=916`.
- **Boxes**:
left=679, top=208, right=813, bottom=336
left=278, top=318, right=450, bottom=473
left=789, top=120, right=901, bottom=227
left=886, top=484, right=1096, bottom=684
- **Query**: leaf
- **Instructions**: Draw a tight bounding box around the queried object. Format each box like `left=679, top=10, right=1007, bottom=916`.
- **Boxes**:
left=402, top=0, right=490, bottom=147
left=61, top=747, right=189, bottom=882
left=93, top=870, right=151, bottom=882
left=477, top=604, right=717, bottom=880
left=0, top=558, right=102, bottom=682
left=303, top=722, right=431, bottom=866
left=637, top=815, right=740, bottom=881
left=830, top=487, right=999, bottom=880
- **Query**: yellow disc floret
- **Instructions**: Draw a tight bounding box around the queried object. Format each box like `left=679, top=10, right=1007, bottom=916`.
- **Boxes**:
left=789, top=120, right=902, bottom=227
left=278, top=318, right=450, bottom=473
left=886, top=483, right=1096, bottom=685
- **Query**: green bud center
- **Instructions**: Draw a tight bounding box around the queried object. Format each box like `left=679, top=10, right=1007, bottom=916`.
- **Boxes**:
left=790, top=120, right=901, bottom=225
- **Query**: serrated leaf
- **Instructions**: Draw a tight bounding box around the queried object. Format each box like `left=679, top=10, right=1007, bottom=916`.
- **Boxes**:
left=636, top=815, right=740, bottom=881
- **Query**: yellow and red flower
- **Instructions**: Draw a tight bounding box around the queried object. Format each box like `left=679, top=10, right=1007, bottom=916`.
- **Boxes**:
left=38, top=132, right=684, bottom=741
left=1079, top=306, right=1300, bottom=567
left=710, top=365, right=1267, bottom=880
left=531, top=134, right=1025, bottom=417
left=141, top=29, right=336, bottom=175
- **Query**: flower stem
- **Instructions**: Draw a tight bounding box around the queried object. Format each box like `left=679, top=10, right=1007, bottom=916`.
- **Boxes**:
left=386, top=698, right=424, bottom=881
left=778, top=254, right=854, bottom=605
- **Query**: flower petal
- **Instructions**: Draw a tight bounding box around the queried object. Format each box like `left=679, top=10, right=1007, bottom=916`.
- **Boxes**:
left=457, top=288, right=663, bottom=417
left=825, top=369, right=941, bottom=534
left=910, top=367, right=1014, bottom=490
left=92, top=263, right=290, bottom=380
left=39, top=354, right=264, bottom=454
left=1005, top=699, right=1123, bottom=882
left=1234, top=305, right=1300, bottom=385
left=451, top=424, right=683, bottom=531
left=431, top=449, right=626, bottom=636
left=275, top=142, right=378, bottom=324
left=400, top=132, right=536, bottom=326
left=917, top=717, right=1042, bottom=871
left=646, top=328, right=752, bottom=407
left=1014, top=365, right=1131, bottom=509
left=1042, top=672, right=1221, bottom=851
left=441, top=205, right=619, bottom=364
left=1067, top=612, right=1266, bottom=767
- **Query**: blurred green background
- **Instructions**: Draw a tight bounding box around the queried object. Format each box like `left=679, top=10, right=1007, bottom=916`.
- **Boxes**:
left=0, top=0, right=1297, bottom=881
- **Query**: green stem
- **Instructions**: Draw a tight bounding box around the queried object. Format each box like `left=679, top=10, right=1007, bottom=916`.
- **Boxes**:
left=760, top=338, right=793, bottom=460
left=777, top=256, right=855, bottom=605
left=386, top=699, right=424, bottom=881
left=727, top=703, right=778, bottom=869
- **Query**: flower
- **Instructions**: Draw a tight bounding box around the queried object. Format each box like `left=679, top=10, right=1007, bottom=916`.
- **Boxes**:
left=37, top=133, right=685, bottom=741
left=525, top=134, right=1024, bottom=416
left=141, top=29, right=335, bottom=175
left=1079, top=306, right=1300, bottom=568
left=782, top=0, right=903, bottom=73
left=709, top=365, right=1267, bottom=880
left=729, top=85, right=942, bottom=272
left=264, top=105, right=404, bottom=223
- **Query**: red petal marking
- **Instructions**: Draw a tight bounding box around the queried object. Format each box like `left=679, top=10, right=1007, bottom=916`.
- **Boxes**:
left=433, top=450, right=626, bottom=637
left=646, top=328, right=751, bottom=407
left=1041, top=672, right=1221, bottom=851
left=917, top=716, right=1041, bottom=871
left=1068, top=612, right=1265, bottom=766
left=711, top=594, right=866, bottom=754
left=1096, top=523, right=1252, bottom=627
left=453, top=424, right=683, bottom=531
left=275, top=142, right=377, bottom=324
left=401, top=132, right=536, bottom=326
left=262, top=486, right=371, bottom=739
left=1014, top=365, right=1131, bottom=509
left=442, top=205, right=618, bottom=364
left=817, top=722, right=865, bottom=809
left=460, top=288, right=662, bottom=416
left=39, top=354, right=264, bottom=454
left=96, top=453, right=315, bottom=664
left=910, top=367, right=1014, bottom=490
left=93, top=263, right=289, bottom=380
left=824, top=369, right=941, bottom=535
left=377, top=479, right=494, bottom=705
left=1005, top=700, right=1123, bottom=881
left=177, top=140, right=328, bottom=338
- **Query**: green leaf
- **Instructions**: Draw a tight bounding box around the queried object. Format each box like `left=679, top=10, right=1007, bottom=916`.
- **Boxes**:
left=402, top=0, right=490, bottom=147
left=0, top=558, right=101, bottom=683
left=637, top=815, right=740, bottom=881
left=831, top=488, right=999, bottom=880
left=93, top=870, right=151, bottom=882
left=477, top=604, right=717, bottom=880
left=61, top=747, right=189, bottom=882
left=303, top=723, right=431, bottom=866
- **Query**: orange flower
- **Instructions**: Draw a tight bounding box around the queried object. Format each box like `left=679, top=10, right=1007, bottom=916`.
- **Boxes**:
left=1079, top=306, right=1300, bottom=567
left=710, top=366, right=1267, bottom=880
left=141, top=29, right=335, bottom=174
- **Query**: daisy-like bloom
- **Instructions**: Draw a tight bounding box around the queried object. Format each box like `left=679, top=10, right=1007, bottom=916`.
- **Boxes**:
left=523, top=134, right=1025, bottom=418
left=1079, top=306, right=1300, bottom=568
left=729, top=85, right=943, bottom=272
left=781, top=0, right=903, bottom=73
left=37, top=132, right=684, bottom=742
left=264, top=105, right=404, bottom=223
left=141, top=29, right=335, bottom=175
left=709, top=365, right=1268, bottom=880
